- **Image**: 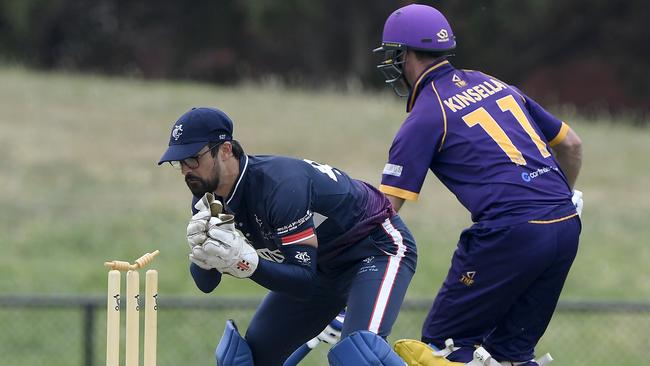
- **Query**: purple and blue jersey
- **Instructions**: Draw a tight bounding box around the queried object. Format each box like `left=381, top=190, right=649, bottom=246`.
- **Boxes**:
left=383, top=60, right=582, bottom=362
left=380, top=60, right=576, bottom=225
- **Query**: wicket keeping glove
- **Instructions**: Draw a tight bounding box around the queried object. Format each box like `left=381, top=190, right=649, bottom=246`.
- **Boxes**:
left=189, top=246, right=217, bottom=270
left=572, top=189, right=583, bottom=217
left=203, top=223, right=259, bottom=278
left=187, top=192, right=229, bottom=248
left=190, top=243, right=256, bottom=275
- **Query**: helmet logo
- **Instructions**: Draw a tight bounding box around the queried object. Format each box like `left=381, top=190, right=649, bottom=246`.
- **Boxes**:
left=436, top=29, right=450, bottom=42
left=172, top=124, right=183, bottom=141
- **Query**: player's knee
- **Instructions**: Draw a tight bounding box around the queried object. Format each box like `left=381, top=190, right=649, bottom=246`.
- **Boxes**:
left=214, top=319, right=254, bottom=366
left=327, top=330, right=404, bottom=366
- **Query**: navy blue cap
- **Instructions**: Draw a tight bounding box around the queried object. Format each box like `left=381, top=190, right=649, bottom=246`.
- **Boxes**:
left=158, top=107, right=233, bottom=165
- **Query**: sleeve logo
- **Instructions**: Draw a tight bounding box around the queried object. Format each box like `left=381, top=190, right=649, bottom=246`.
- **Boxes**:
left=294, top=251, right=311, bottom=265
left=383, top=163, right=403, bottom=177
left=256, top=248, right=285, bottom=263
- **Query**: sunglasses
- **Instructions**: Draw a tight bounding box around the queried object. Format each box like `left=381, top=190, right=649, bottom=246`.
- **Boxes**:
left=169, top=144, right=220, bottom=170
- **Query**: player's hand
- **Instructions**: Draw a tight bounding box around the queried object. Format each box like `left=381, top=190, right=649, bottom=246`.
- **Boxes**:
left=202, top=228, right=259, bottom=278
left=188, top=246, right=215, bottom=270
left=189, top=245, right=229, bottom=271
left=196, top=192, right=224, bottom=217
left=186, top=193, right=227, bottom=248
left=572, top=189, right=583, bottom=217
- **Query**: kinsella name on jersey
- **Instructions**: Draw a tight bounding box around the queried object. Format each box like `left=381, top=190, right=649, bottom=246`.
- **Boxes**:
left=443, top=78, right=508, bottom=113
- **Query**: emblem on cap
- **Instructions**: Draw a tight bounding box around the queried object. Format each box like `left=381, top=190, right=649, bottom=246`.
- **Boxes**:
left=172, top=124, right=183, bottom=141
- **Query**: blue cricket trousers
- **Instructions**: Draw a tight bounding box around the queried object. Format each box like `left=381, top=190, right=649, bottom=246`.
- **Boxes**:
left=422, top=211, right=581, bottom=362
left=245, top=215, right=417, bottom=366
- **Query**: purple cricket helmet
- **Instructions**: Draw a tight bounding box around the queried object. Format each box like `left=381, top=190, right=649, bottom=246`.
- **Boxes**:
left=374, top=4, right=456, bottom=96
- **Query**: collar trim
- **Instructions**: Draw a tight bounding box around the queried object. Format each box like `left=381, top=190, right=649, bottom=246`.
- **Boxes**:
left=407, top=60, right=450, bottom=112
left=226, top=155, right=249, bottom=206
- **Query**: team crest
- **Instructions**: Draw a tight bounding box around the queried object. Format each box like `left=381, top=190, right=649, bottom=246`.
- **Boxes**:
left=452, top=74, right=467, bottom=87
left=460, top=271, right=476, bottom=286
left=294, top=251, right=311, bottom=265
left=437, top=29, right=450, bottom=42
left=172, top=124, right=183, bottom=140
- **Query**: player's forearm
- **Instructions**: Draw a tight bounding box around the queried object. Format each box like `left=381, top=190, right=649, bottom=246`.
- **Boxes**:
left=555, top=152, right=581, bottom=189
left=387, top=194, right=406, bottom=212
left=190, top=262, right=223, bottom=293
left=250, top=260, right=315, bottom=297
left=552, top=128, right=582, bottom=188
left=250, top=246, right=318, bottom=299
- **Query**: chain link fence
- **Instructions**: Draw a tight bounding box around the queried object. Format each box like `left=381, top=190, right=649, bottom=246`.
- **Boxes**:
left=1, top=295, right=648, bottom=366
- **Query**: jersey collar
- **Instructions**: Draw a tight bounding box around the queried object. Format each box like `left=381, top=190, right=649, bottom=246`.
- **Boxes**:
left=225, top=154, right=249, bottom=212
left=406, top=59, right=452, bottom=113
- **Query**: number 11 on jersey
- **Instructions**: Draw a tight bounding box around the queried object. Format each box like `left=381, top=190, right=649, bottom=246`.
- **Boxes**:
left=462, top=94, right=551, bottom=166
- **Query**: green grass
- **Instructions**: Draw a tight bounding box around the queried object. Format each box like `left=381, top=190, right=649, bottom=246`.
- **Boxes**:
left=0, top=66, right=649, bottom=365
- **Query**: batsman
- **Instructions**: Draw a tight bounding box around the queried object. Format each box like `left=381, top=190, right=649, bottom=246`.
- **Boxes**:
left=158, top=107, right=417, bottom=366
left=373, top=4, right=583, bottom=366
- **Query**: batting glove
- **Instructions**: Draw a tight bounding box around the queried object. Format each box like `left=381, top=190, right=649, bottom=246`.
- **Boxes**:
left=316, top=311, right=345, bottom=345
left=572, top=189, right=583, bottom=217
left=316, top=324, right=341, bottom=345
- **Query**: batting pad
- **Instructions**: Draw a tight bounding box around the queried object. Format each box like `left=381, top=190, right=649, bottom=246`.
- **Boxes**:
left=328, top=331, right=405, bottom=366
left=215, top=319, right=253, bottom=366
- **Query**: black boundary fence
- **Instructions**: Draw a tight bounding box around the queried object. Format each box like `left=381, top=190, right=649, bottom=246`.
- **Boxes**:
left=1, top=295, right=649, bottom=366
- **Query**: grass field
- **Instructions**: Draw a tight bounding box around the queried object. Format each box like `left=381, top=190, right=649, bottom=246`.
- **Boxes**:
left=1, top=66, right=649, bottom=365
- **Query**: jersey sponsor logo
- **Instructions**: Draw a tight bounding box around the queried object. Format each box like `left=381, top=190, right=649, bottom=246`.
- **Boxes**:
left=521, top=166, right=558, bottom=182
left=294, top=251, right=311, bottom=265
left=436, top=29, right=450, bottom=42
left=442, top=78, right=508, bottom=113
left=460, top=271, right=476, bottom=286
left=281, top=227, right=315, bottom=245
left=276, top=210, right=313, bottom=236
left=383, top=163, right=403, bottom=177
left=256, top=248, right=284, bottom=263
left=172, top=124, right=183, bottom=140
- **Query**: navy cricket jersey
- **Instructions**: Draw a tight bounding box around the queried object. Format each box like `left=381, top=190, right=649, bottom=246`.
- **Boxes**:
left=192, top=155, right=394, bottom=264
left=380, top=60, right=576, bottom=226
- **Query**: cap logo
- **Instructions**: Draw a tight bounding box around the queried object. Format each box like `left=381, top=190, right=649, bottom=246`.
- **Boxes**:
left=437, top=29, right=450, bottom=42
left=172, top=124, right=183, bottom=141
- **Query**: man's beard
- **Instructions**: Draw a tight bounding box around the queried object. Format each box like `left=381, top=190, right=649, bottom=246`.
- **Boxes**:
left=185, top=173, right=220, bottom=197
